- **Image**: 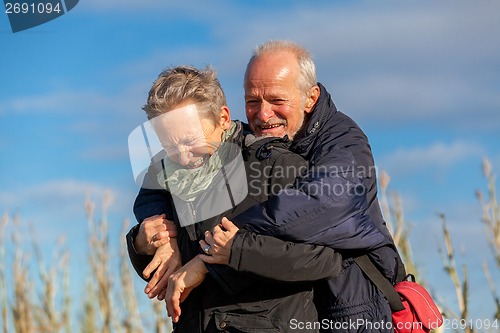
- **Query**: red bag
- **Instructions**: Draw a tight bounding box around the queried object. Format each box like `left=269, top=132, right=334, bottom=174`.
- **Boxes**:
left=392, top=276, right=443, bottom=333
left=355, top=256, right=444, bottom=333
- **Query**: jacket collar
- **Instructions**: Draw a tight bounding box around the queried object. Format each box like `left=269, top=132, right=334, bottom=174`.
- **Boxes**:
left=290, top=82, right=337, bottom=156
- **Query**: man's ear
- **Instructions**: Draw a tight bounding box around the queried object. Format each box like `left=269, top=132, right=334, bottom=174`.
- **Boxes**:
left=219, top=106, right=231, bottom=129
left=304, top=85, right=320, bottom=114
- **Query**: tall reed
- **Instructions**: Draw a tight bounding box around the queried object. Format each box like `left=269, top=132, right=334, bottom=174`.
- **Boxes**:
left=0, top=213, right=8, bottom=333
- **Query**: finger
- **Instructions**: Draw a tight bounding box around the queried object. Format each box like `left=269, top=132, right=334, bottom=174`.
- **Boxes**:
left=143, top=214, right=167, bottom=226
left=165, top=292, right=174, bottom=319
left=166, top=288, right=181, bottom=323
left=151, top=224, right=168, bottom=235
left=172, top=294, right=182, bottom=321
left=144, top=253, right=170, bottom=294
left=157, top=288, right=167, bottom=301
left=203, top=230, right=214, bottom=246
left=164, top=261, right=178, bottom=279
left=142, top=256, right=162, bottom=282
left=199, top=239, right=209, bottom=252
left=163, top=218, right=176, bottom=229
left=152, top=237, right=170, bottom=249
left=148, top=269, right=169, bottom=298
left=221, top=217, right=239, bottom=232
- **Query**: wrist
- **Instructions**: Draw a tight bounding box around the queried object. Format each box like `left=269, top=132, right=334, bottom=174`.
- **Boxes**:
left=195, top=255, right=209, bottom=274
left=132, top=225, right=150, bottom=255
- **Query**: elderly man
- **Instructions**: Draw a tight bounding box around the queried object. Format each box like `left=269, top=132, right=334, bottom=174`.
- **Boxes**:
left=131, top=41, right=404, bottom=333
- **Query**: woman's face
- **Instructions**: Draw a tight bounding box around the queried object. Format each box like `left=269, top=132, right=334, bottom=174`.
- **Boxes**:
left=151, top=103, right=230, bottom=168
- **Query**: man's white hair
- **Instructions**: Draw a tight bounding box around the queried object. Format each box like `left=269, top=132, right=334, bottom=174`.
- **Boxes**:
left=250, top=40, right=317, bottom=94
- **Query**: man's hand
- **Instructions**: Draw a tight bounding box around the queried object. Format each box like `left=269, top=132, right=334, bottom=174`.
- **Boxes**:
left=142, top=238, right=182, bottom=300
left=199, top=217, right=239, bottom=265
left=134, top=214, right=177, bottom=255
left=165, top=256, right=208, bottom=323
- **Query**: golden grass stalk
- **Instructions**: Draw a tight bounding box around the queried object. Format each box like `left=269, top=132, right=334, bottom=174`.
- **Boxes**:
left=11, top=213, right=34, bottom=333
left=482, top=261, right=500, bottom=320
left=80, top=278, right=98, bottom=333
left=0, top=213, right=8, bottom=333
left=60, top=249, right=71, bottom=333
left=438, top=214, right=474, bottom=333
left=119, top=219, right=144, bottom=333
left=379, top=170, right=395, bottom=237
left=477, top=158, right=500, bottom=268
left=152, top=299, right=172, bottom=333
left=30, top=230, right=71, bottom=333
left=85, top=191, right=113, bottom=333
left=379, top=170, right=418, bottom=275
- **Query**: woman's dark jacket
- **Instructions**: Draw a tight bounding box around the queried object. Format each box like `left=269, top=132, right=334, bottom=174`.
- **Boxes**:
left=128, top=121, right=342, bottom=332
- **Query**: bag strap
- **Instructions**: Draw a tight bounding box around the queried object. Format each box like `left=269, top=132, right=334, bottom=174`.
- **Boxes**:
left=354, top=255, right=405, bottom=312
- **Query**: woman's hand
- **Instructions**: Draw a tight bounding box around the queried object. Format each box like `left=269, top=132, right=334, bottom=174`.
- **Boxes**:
left=134, top=214, right=177, bottom=255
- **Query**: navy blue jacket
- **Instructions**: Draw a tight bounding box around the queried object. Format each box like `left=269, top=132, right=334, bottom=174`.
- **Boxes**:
left=225, top=84, right=404, bottom=332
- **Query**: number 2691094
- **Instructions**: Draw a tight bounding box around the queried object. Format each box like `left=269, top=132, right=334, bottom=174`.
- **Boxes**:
left=5, top=2, right=62, bottom=14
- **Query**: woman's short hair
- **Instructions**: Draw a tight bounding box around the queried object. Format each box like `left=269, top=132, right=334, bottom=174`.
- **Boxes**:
left=143, top=65, right=227, bottom=123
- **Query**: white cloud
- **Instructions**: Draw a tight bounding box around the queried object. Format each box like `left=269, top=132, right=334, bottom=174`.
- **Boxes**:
left=0, top=90, right=113, bottom=115
left=378, top=141, right=485, bottom=176
left=95, top=0, right=500, bottom=131
left=0, top=179, right=133, bottom=217
left=334, top=74, right=500, bottom=124
left=0, top=178, right=138, bottom=250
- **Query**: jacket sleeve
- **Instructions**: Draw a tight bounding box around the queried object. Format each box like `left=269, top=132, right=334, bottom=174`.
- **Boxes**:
left=133, top=187, right=173, bottom=222
left=133, top=155, right=174, bottom=222
left=126, top=224, right=154, bottom=282
left=227, top=229, right=342, bottom=282
left=128, top=159, right=175, bottom=281
left=205, top=230, right=342, bottom=295
left=231, top=149, right=386, bottom=251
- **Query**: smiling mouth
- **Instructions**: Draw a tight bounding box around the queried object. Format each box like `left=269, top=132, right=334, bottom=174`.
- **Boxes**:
left=186, top=156, right=206, bottom=169
left=261, top=124, right=282, bottom=129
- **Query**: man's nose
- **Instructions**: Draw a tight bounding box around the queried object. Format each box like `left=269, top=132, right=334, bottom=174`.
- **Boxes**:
left=255, top=101, right=274, bottom=122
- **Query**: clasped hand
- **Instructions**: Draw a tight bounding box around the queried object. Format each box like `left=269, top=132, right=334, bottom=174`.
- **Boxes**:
left=135, top=216, right=240, bottom=321
left=199, top=217, right=239, bottom=265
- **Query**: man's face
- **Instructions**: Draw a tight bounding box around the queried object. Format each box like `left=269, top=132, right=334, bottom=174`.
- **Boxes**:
left=244, top=52, right=311, bottom=139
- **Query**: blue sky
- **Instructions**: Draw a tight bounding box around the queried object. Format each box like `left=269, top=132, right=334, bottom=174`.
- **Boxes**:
left=1, top=0, right=499, bottom=321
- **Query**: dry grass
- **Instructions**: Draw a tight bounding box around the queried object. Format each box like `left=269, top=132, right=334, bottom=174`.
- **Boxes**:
left=1, top=213, right=9, bottom=333
left=379, top=170, right=418, bottom=277
left=477, top=158, right=500, bottom=320
left=381, top=159, right=499, bottom=332
left=0, top=193, right=172, bottom=333
left=438, top=213, right=474, bottom=333
left=1, top=160, right=498, bottom=332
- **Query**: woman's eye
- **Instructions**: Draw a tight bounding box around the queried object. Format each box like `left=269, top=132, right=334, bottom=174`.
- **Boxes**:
left=185, top=138, right=201, bottom=146
left=163, top=145, right=176, bottom=153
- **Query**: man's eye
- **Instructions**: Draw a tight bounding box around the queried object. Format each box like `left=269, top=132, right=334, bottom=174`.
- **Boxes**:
left=272, top=99, right=286, bottom=104
left=246, top=100, right=259, bottom=105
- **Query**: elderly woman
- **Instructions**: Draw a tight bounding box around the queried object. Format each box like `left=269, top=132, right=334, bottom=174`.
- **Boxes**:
left=127, top=65, right=341, bottom=333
